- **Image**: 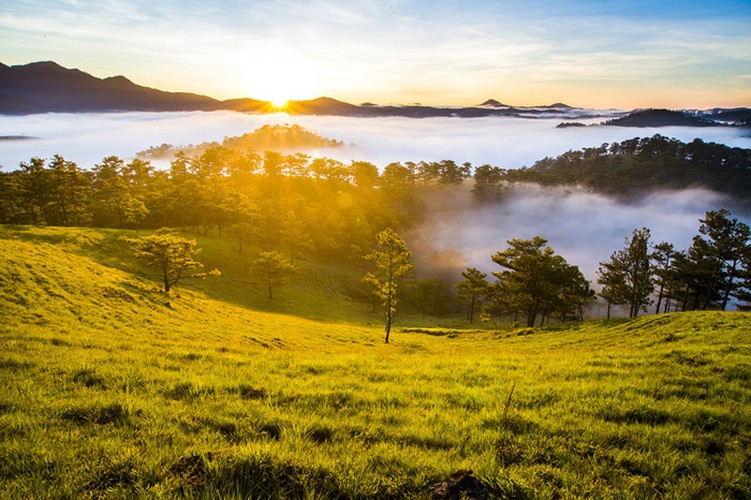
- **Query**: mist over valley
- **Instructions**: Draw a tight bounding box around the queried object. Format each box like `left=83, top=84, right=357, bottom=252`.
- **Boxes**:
left=2, top=110, right=749, bottom=290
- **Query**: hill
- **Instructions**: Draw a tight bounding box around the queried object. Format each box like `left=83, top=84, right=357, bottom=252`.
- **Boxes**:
left=136, top=124, right=345, bottom=159
left=0, top=61, right=223, bottom=113
left=602, top=109, right=717, bottom=127
left=504, top=134, right=751, bottom=204
left=1, top=225, right=750, bottom=497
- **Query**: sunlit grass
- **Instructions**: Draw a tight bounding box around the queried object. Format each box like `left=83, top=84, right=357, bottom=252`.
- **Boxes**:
left=1, top=225, right=750, bottom=497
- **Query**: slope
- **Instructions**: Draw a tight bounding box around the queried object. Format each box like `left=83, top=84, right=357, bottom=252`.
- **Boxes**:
left=0, top=226, right=750, bottom=498
left=0, top=61, right=222, bottom=113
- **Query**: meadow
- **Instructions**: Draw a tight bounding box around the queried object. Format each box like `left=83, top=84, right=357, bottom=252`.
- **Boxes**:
left=1, top=226, right=750, bottom=498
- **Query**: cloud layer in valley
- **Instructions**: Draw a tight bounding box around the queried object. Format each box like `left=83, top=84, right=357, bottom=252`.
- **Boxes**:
left=2, top=111, right=750, bottom=304
left=407, top=184, right=751, bottom=288
left=2, top=111, right=751, bottom=170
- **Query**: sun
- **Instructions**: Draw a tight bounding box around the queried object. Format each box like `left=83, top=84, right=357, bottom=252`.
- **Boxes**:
left=269, top=96, right=289, bottom=109
left=240, top=55, right=320, bottom=109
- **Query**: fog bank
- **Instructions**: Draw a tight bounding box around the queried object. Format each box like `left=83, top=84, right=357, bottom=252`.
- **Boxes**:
left=2, top=111, right=750, bottom=170
left=3, top=111, right=750, bottom=295
left=407, top=184, right=751, bottom=285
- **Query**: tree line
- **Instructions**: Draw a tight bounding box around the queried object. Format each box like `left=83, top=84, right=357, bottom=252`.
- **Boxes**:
left=365, top=206, right=751, bottom=342
left=2, top=133, right=749, bottom=234
left=502, top=134, right=751, bottom=202
left=447, top=210, right=751, bottom=331
left=597, top=210, right=751, bottom=317
left=2, top=137, right=751, bottom=339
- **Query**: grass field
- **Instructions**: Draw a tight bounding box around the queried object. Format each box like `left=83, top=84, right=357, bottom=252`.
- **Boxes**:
left=1, top=226, right=750, bottom=498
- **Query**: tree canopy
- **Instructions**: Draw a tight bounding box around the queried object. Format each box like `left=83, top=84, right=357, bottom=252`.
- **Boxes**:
left=489, top=237, right=592, bottom=327
left=122, top=228, right=219, bottom=293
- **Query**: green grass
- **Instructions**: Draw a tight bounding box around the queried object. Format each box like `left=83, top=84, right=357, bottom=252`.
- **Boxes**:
left=1, top=225, right=750, bottom=498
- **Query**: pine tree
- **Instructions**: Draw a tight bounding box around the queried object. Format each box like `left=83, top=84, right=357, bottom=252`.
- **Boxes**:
left=363, top=228, right=414, bottom=343
left=122, top=228, right=220, bottom=293
left=455, top=267, right=490, bottom=323
left=597, top=228, right=654, bottom=318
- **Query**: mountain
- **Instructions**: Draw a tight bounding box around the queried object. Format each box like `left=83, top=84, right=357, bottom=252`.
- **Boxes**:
left=478, top=99, right=510, bottom=107
left=0, top=61, right=605, bottom=118
left=2, top=61, right=733, bottom=122
left=602, top=109, right=717, bottom=127
left=698, top=107, right=751, bottom=125
left=0, top=61, right=222, bottom=113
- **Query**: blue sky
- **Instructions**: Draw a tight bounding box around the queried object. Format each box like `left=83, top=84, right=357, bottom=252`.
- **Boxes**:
left=1, top=0, right=749, bottom=108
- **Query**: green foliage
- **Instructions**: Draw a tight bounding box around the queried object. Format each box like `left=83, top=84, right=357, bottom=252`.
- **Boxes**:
left=490, top=237, right=592, bottom=327
left=455, top=267, right=490, bottom=323
left=363, top=228, right=414, bottom=343
left=137, top=124, right=344, bottom=158
left=597, top=228, right=654, bottom=318
left=1, top=226, right=751, bottom=498
left=698, top=209, right=751, bottom=310
left=647, top=209, right=751, bottom=313
left=251, top=250, right=296, bottom=299
left=472, top=164, right=507, bottom=202
left=503, top=135, right=751, bottom=203
left=122, top=228, right=219, bottom=293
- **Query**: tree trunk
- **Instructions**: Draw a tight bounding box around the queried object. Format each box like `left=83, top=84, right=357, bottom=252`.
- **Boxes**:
left=655, top=284, right=664, bottom=314
left=720, top=258, right=738, bottom=311
left=385, top=291, right=393, bottom=343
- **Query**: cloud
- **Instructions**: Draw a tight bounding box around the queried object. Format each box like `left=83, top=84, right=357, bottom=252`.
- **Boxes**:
left=406, top=183, right=751, bottom=286
left=2, top=110, right=750, bottom=297
left=2, top=111, right=751, bottom=171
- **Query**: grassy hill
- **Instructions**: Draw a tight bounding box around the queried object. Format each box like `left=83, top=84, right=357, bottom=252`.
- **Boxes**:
left=1, top=226, right=750, bottom=498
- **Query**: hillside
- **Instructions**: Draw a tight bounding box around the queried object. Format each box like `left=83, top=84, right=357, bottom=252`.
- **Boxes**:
left=602, top=109, right=717, bottom=127
left=0, top=61, right=223, bottom=113
left=137, top=124, right=344, bottom=159
left=1, top=225, right=750, bottom=497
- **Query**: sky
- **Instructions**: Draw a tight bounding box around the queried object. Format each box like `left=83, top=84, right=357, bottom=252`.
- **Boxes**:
left=1, top=0, right=750, bottom=108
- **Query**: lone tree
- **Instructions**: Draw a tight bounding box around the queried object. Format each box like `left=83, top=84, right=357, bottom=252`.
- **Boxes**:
left=122, top=228, right=219, bottom=293
left=363, top=228, right=414, bottom=343
left=456, top=267, right=490, bottom=323
left=597, top=228, right=654, bottom=318
left=251, top=251, right=296, bottom=299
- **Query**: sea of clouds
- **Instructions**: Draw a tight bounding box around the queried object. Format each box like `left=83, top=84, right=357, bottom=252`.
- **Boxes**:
left=2, top=111, right=749, bottom=293
left=2, top=110, right=750, bottom=170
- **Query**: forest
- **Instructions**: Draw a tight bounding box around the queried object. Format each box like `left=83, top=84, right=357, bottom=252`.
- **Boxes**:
left=2, top=130, right=751, bottom=330
left=503, top=134, right=751, bottom=202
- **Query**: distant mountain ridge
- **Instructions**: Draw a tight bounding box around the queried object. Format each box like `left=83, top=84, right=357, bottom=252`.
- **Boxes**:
left=601, top=109, right=717, bottom=128
left=556, top=108, right=751, bottom=129
left=0, top=61, right=598, bottom=118
left=0, top=61, right=747, bottom=122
